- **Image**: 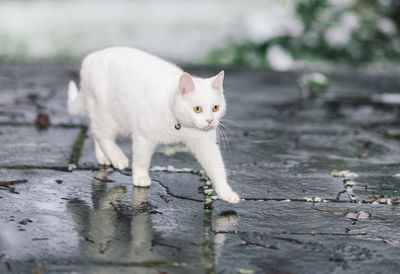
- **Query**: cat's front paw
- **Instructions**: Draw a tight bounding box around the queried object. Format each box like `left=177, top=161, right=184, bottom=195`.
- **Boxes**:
left=133, top=176, right=152, bottom=187
left=218, top=191, right=240, bottom=204
left=111, top=155, right=129, bottom=170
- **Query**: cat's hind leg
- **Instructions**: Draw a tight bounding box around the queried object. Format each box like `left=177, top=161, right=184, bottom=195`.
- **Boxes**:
left=94, top=139, right=111, bottom=166
left=97, top=139, right=129, bottom=170
left=132, top=137, right=156, bottom=187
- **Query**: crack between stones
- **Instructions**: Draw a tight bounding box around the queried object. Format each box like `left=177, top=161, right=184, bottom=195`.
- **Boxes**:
left=241, top=197, right=350, bottom=203
left=214, top=230, right=367, bottom=237
left=0, top=122, right=86, bottom=128
left=23, top=259, right=204, bottom=268
left=0, top=165, right=69, bottom=171
left=0, top=166, right=394, bottom=206
left=152, top=179, right=203, bottom=203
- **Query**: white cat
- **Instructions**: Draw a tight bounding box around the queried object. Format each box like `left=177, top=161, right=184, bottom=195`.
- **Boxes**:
left=67, top=47, right=240, bottom=204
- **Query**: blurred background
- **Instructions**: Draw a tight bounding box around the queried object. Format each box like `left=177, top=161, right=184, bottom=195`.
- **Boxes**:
left=0, top=0, right=399, bottom=71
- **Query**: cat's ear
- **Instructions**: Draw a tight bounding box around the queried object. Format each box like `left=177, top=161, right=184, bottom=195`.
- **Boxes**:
left=179, top=73, right=195, bottom=95
left=211, top=70, right=224, bottom=92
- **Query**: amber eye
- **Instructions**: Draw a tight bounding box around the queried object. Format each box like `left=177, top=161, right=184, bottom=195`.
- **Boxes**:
left=212, top=105, right=220, bottom=112
left=193, top=106, right=203, bottom=113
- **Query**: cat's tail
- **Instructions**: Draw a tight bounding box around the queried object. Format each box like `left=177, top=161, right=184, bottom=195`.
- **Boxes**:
left=67, top=81, right=86, bottom=116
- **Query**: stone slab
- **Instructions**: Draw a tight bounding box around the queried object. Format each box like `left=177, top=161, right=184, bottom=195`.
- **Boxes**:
left=2, top=65, right=400, bottom=273
left=0, top=63, right=85, bottom=126
left=0, top=169, right=205, bottom=268
left=0, top=126, right=80, bottom=167
left=213, top=200, right=400, bottom=236
left=212, top=200, right=400, bottom=273
left=213, top=233, right=400, bottom=274
left=0, top=263, right=204, bottom=274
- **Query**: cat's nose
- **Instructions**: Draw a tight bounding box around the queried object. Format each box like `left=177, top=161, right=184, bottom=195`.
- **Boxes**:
left=206, top=119, right=213, bottom=125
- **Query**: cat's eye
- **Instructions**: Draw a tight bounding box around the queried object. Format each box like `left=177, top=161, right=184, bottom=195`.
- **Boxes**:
left=212, top=105, right=220, bottom=112
left=193, top=106, right=203, bottom=113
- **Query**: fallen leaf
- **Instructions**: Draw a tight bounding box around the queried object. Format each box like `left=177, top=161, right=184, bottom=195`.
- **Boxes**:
left=383, top=238, right=400, bottom=247
left=0, top=179, right=28, bottom=185
left=346, top=211, right=370, bottom=221
left=386, top=129, right=400, bottom=139
left=35, top=113, right=50, bottom=129
left=329, top=256, right=345, bottom=262
left=383, top=112, right=392, bottom=119
left=32, top=264, right=43, bottom=274
left=238, top=269, right=255, bottom=274
left=362, top=198, right=399, bottom=205
left=358, top=211, right=370, bottom=219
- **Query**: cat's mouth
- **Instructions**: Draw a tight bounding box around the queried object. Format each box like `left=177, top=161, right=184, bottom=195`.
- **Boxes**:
left=199, top=125, right=215, bottom=131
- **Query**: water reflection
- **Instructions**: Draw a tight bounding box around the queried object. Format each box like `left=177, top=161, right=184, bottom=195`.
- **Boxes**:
left=66, top=169, right=238, bottom=271
left=214, top=210, right=238, bottom=266
left=66, top=169, right=154, bottom=264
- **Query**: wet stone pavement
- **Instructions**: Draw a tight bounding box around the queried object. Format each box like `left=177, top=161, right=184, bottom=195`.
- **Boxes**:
left=1, top=64, right=400, bottom=274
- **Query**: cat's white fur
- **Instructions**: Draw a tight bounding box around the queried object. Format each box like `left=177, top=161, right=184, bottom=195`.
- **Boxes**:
left=68, top=47, right=240, bottom=204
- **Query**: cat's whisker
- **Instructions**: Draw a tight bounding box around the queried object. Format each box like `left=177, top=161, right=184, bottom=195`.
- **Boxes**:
left=220, top=120, right=238, bottom=144
left=216, top=126, right=225, bottom=151
left=217, top=127, right=225, bottom=150
left=222, top=127, right=229, bottom=151
left=219, top=121, right=233, bottom=139
left=220, top=120, right=238, bottom=151
left=217, top=124, right=230, bottom=152
left=221, top=129, right=229, bottom=152
left=221, top=118, right=241, bottom=129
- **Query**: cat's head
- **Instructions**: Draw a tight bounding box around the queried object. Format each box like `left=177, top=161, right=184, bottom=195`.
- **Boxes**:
left=174, top=71, right=226, bottom=131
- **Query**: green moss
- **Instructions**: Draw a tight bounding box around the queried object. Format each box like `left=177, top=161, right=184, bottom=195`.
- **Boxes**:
left=69, top=127, right=88, bottom=166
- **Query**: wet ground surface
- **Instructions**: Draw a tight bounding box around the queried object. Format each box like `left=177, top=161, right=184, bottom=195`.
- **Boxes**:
left=1, top=63, right=400, bottom=273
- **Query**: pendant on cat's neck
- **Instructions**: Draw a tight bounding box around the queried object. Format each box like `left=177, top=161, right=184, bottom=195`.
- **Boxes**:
left=175, top=123, right=181, bottom=130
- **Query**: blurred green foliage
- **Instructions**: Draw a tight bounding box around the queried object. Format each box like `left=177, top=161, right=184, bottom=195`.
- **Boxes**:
left=207, top=0, right=400, bottom=67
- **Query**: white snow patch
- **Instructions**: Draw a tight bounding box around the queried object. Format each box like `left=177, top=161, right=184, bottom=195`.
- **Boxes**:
left=204, top=189, right=214, bottom=195
left=150, top=165, right=194, bottom=173
left=331, top=170, right=359, bottom=180
left=345, top=181, right=356, bottom=186
left=303, top=197, right=327, bottom=203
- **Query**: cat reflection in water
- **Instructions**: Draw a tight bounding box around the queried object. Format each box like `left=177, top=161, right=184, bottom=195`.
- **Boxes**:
left=68, top=47, right=239, bottom=204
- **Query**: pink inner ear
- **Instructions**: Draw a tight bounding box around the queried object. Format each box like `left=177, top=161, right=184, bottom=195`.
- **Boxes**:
left=179, top=73, right=195, bottom=95
left=212, top=71, right=224, bottom=91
